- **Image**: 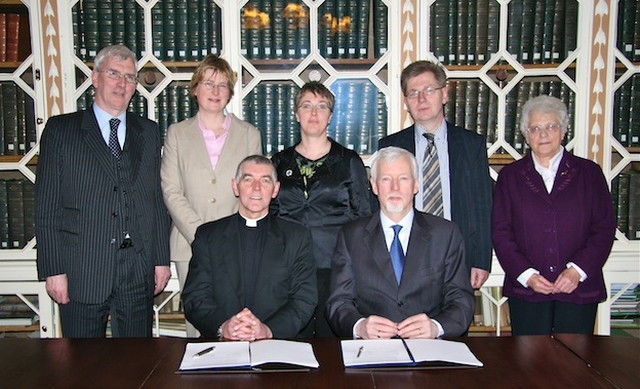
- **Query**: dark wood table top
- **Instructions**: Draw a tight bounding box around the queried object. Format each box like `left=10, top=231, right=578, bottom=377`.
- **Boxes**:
left=554, top=333, right=640, bottom=389
left=0, top=335, right=632, bottom=389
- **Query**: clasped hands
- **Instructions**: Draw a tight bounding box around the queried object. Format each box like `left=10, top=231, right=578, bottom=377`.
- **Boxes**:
left=356, top=314, right=439, bottom=340
left=219, top=308, right=273, bottom=341
left=527, top=267, right=581, bottom=295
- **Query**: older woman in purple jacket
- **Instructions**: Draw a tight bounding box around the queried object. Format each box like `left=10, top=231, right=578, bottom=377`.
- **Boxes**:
left=492, top=95, right=616, bottom=335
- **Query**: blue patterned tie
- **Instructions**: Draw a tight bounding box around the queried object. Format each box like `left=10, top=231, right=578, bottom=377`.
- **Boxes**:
left=109, top=118, right=122, bottom=161
left=390, top=225, right=405, bottom=285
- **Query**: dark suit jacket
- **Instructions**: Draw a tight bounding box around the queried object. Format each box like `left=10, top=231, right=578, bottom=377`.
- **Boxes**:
left=35, top=109, right=170, bottom=303
left=182, top=213, right=317, bottom=338
left=326, top=211, right=475, bottom=337
left=378, top=122, right=493, bottom=272
left=492, top=151, right=616, bottom=304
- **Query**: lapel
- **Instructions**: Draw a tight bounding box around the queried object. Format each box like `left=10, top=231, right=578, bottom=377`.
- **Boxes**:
left=403, top=213, right=434, bottom=277
left=363, top=214, right=399, bottom=290
left=403, top=125, right=417, bottom=154
left=255, top=216, right=286, bottom=296
left=123, top=113, right=143, bottom=181
left=551, top=151, right=578, bottom=197
left=447, top=123, right=464, bottom=178
left=183, top=117, right=214, bottom=173
left=80, top=110, right=119, bottom=183
left=221, top=215, right=244, bottom=304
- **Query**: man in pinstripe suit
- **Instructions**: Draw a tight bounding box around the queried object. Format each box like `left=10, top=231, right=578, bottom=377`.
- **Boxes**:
left=35, top=45, right=171, bottom=338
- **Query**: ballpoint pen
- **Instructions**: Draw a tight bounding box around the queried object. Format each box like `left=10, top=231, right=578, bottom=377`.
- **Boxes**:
left=356, top=346, right=364, bottom=358
left=192, top=346, right=216, bottom=358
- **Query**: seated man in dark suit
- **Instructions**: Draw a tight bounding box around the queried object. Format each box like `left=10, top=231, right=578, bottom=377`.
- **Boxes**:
left=182, top=155, right=317, bottom=340
left=327, top=147, right=474, bottom=339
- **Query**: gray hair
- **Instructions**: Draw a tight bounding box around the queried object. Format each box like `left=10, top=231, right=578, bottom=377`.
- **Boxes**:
left=520, top=95, right=569, bottom=137
left=235, top=155, right=277, bottom=183
left=370, top=147, right=419, bottom=181
left=401, top=60, right=447, bottom=96
left=93, top=45, right=137, bottom=72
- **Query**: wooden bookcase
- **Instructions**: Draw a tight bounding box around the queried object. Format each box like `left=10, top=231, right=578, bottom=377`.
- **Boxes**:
left=0, top=0, right=637, bottom=337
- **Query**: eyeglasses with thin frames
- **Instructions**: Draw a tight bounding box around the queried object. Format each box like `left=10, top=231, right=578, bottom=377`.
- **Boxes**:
left=527, top=123, right=562, bottom=135
left=406, top=86, right=445, bottom=100
left=298, top=102, right=331, bottom=112
left=199, top=81, right=230, bottom=92
left=98, top=69, right=138, bottom=84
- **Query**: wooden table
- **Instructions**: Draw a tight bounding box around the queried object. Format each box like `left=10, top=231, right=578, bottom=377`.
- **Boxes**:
left=554, top=333, right=640, bottom=389
left=0, top=336, right=635, bottom=389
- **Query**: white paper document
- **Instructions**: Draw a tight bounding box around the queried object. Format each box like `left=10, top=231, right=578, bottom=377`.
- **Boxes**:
left=178, top=340, right=319, bottom=372
left=341, top=338, right=483, bottom=369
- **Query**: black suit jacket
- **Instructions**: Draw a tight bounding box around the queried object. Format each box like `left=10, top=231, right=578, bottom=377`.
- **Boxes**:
left=326, top=211, right=475, bottom=337
left=182, top=213, right=317, bottom=338
left=35, top=109, right=170, bottom=303
left=378, top=123, right=493, bottom=271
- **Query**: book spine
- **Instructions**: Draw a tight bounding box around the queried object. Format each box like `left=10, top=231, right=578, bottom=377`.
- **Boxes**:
left=0, top=14, right=7, bottom=62
left=375, top=88, right=388, bottom=146
left=531, top=0, right=545, bottom=64
left=0, top=180, right=7, bottom=248
left=551, top=0, right=565, bottom=63
left=163, top=0, right=176, bottom=61
left=519, top=0, right=533, bottom=64
left=635, top=1, right=640, bottom=62
left=446, top=0, right=457, bottom=65
left=616, top=173, right=630, bottom=237
left=336, top=0, right=348, bottom=59
left=630, top=75, right=640, bottom=147
left=541, top=0, right=556, bottom=64
left=210, top=2, right=222, bottom=55
left=564, top=1, right=578, bottom=57
left=298, top=5, right=310, bottom=58
left=22, top=180, right=34, bottom=245
left=343, top=81, right=359, bottom=150
left=5, top=13, right=20, bottom=62
left=271, top=0, right=285, bottom=59
left=346, top=2, right=359, bottom=59
left=359, top=81, right=374, bottom=154
left=155, top=88, right=169, bottom=142
left=286, top=84, right=299, bottom=147
left=454, top=80, right=466, bottom=127
left=456, top=2, right=468, bottom=65
left=25, top=93, right=36, bottom=152
left=373, top=0, right=388, bottom=58
left=274, top=83, right=288, bottom=151
left=260, top=0, right=273, bottom=59
left=175, top=2, right=189, bottom=61
left=486, top=88, right=498, bottom=149
left=475, top=0, right=488, bottom=64
left=464, top=81, right=479, bottom=131
left=443, top=80, right=456, bottom=123
left=508, top=1, right=524, bottom=63
left=96, top=1, right=113, bottom=51
left=514, top=82, right=530, bottom=154
left=7, top=179, right=24, bottom=249
left=122, top=0, right=138, bottom=59
left=431, top=0, right=448, bottom=63
left=151, top=4, right=164, bottom=59
left=284, top=5, right=298, bottom=59
left=627, top=171, right=640, bottom=240
left=487, top=0, right=500, bottom=60
left=178, top=85, right=191, bottom=122
left=476, top=81, right=490, bottom=138
left=466, top=2, right=477, bottom=65
left=357, top=0, right=369, bottom=59
left=2, top=82, right=18, bottom=155
left=112, top=0, right=125, bottom=52
left=136, top=1, right=146, bottom=57
left=258, top=85, right=272, bottom=155
left=319, top=0, right=336, bottom=58
left=16, top=87, right=26, bottom=155
left=197, top=0, right=210, bottom=60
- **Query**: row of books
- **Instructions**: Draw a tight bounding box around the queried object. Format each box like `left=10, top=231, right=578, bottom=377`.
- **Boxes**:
left=0, top=13, right=23, bottom=62
left=242, top=0, right=387, bottom=60
left=617, top=0, right=640, bottom=63
left=72, top=0, right=222, bottom=61
left=614, top=74, right=640, bottom=148
left=0, top=82, right=37, bottom=156
left=612, top=170, right=640, bottom=241
left=0, top=179, right=34, bottom=250
left=241, top=80, right=387, bottom=156
left=430, top=0, right=578, bottom=66
left=609, top=283, right=640, bottom=328
left=0, top=295, right=38, bottom=327
left=443, top=79, right=575, bottom=154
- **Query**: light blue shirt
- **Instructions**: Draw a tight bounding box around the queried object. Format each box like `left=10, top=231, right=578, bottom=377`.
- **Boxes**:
left=93, top=103, right=126, bottom=149
left=414, top=120, right=451, bottom=220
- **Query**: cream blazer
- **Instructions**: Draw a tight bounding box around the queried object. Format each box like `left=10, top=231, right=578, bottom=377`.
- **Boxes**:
left=161, top=113, right=262, bottom=262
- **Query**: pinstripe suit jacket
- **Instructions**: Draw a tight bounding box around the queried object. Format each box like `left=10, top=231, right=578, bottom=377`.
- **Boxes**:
left=161, top=113, right=262, bottom=262
left=35, top=109, right=170, bottom=304
left=378, top=122, right=493, bottom=272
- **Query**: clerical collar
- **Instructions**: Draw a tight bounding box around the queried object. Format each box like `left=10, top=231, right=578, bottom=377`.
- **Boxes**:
left=239, top=212, right=268, bottom=227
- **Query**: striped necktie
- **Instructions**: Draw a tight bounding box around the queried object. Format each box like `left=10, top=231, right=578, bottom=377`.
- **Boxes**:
left=422, top=132, right=443, bottom=217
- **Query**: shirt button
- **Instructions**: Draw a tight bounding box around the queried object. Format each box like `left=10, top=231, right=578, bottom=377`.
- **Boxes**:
left=210, top=178, right=216, bottom=184
left=209, top=198, right=216, bottom=203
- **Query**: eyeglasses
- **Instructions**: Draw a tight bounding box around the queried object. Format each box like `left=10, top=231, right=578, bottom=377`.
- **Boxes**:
left=406, top=86, right=445, bottom=99
left=298, top=102, right=331, bottom=112
left=98, top=69, right=138, bottom=84
left=200, top=81, right=230, bottom=92
left=527, top=123, right=562, bottom=134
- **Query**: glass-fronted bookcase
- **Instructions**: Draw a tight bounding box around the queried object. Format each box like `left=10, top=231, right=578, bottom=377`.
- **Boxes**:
left=0, top=0, right=637, bottom=337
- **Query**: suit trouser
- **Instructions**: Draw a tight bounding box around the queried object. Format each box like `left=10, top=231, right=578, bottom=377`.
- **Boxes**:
left=508, top=297, right=598, bottom=336
left=175, top=260, right=201, bottom=338
left=60, top=248, right=153, bottom=338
